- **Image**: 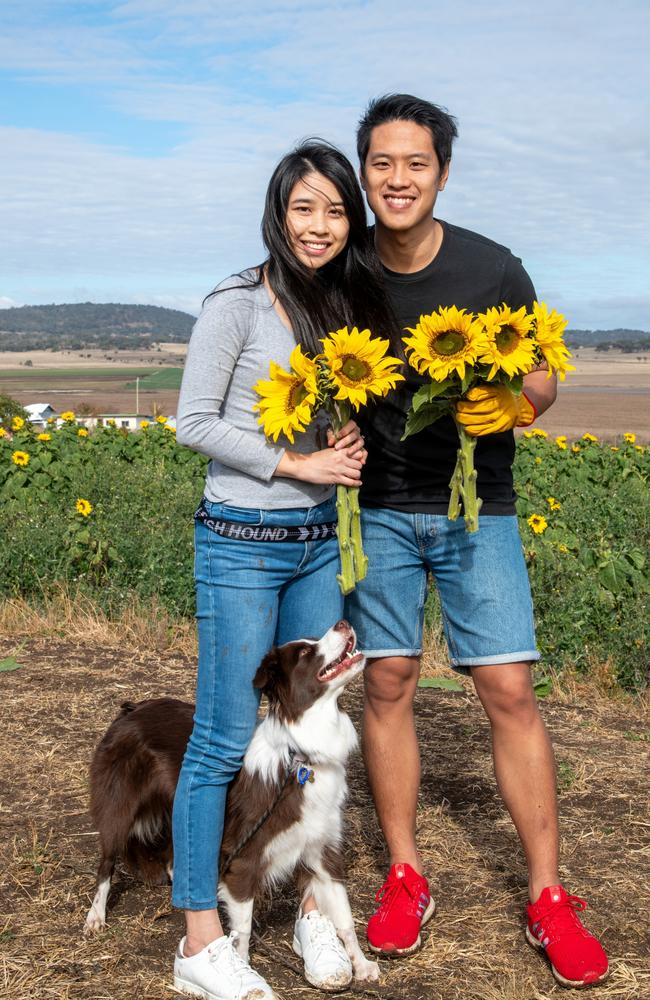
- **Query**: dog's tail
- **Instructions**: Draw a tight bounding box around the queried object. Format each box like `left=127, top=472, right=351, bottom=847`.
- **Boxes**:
left=119, top=701, right=138, bottom=715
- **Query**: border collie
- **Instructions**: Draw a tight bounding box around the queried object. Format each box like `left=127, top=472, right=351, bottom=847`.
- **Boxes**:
left=84, top=620, right=379, bottom=985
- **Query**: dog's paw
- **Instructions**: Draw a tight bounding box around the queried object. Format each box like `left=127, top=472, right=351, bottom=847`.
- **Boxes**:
left=83, top=909, right=106, bottom=936
left=354, top=957, right=380, bottom=982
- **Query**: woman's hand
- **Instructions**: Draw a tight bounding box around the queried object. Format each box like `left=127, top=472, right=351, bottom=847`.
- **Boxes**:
left=275, top=444, right=365, bottom=486
left=327, top=419, right=367, bottom=465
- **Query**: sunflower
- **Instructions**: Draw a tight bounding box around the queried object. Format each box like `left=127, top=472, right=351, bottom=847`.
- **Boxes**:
left=140, top=420, right=150, bottom=429
left=527, top=514, right=548, bottom=534
left=582, top=432, right=598, bottom=443
left=60, top=410, right=75, bottom=422
left=12, top=450, right=30, bottom=467
left=37, top=432, right=51, bottom=442
left=532, top=302, right=575, bottom=380
left=320, top=327, right=404, bottom=409
left=106, top=418, right=116, bottom=427
left=78, top=428, right=89, bottom=438
left=478, top=304, right=536, bottom=380
left=555, top=435, right=567, bottom=450
left=0, top=427, right=6, bottom=438
left=403, top=306, right=486, bottom=382
left=254, top=345, right=318, bottom=443
left=11, top=415, right=25, bottom=431
left=547, top=496, right=562, bottom=512
left=155, top=415, right=167, bottom=424
left=75, top=498, right=93, bottom=517
left=623, top=433, right=636, bottom=444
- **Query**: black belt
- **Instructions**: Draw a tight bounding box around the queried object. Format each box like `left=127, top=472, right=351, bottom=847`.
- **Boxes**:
left=195, top=501, right=337, bottom=542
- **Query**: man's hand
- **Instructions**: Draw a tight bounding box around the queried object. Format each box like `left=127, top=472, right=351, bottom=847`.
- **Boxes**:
left=455, top=385, right=537, bottom=436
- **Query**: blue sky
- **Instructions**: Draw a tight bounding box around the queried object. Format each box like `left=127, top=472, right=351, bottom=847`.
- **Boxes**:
left=2, top=0, right=649, bottom=329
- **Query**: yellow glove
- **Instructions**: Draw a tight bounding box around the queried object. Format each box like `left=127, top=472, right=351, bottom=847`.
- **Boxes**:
left=455, top=385, right=537, bottom=436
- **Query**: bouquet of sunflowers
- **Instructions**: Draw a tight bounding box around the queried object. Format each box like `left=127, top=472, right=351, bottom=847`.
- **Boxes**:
left=254, top=327, right=403, bottom=594
left=402, top=301, right=574, bottom=532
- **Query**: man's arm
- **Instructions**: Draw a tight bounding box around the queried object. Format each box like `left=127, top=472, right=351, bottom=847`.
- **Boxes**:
left=522, top=365, right=557, bottom=418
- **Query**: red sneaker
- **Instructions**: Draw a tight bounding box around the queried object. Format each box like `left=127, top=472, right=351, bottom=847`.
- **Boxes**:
left=367, top=862, right=435, bottom=956
left=526, top=885, right=609, bottom=988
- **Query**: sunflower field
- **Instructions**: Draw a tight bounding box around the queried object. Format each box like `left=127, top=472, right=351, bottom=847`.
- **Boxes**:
left=0, top=416, right=648, bottom=689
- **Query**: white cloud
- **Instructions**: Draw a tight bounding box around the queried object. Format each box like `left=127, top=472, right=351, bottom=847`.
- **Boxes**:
left=2, top=0, right=649, bottom=327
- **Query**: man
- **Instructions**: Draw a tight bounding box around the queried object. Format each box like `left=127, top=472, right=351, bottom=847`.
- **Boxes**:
left=347, top=94, right=609, bottom=990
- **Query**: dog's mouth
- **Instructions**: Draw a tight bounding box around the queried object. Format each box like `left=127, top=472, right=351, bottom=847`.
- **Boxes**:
left=317, top=633, right=364, bottom=683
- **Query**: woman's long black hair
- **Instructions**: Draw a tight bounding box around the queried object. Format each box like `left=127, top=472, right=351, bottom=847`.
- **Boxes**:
left=207, top=140, right=401, bottom=356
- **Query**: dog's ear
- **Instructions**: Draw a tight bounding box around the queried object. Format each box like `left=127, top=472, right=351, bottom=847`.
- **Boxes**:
left=253, top=648, right=278, bottom=691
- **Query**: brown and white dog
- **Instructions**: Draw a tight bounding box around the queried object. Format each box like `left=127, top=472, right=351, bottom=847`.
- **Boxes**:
left=84, top=620, right=379, bottom=984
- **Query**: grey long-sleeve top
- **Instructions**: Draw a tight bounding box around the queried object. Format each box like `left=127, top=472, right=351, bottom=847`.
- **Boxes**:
left=176, top=275, right=332, bottom=509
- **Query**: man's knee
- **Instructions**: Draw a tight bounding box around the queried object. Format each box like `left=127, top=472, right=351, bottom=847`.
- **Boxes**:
left=471, top=662, right=540, bottom=724
left=364, top=656, right=420, bottom=710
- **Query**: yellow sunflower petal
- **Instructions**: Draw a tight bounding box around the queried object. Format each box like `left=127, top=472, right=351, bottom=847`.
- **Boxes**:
left=532, top=302, right=576, bottom=381
left=478, top=304, right=537, bottom=380
left=320, top=326, right=404, bottom=410
left=403, top=306, right=487, bottom=382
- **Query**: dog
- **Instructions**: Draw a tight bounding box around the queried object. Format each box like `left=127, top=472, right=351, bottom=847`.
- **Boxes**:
left=84, top=620, right=379, bottom=985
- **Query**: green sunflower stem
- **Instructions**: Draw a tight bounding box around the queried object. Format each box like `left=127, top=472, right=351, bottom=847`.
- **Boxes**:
left=335, top=485, right=355, bottom=595
left=448, top=421, right=482, bottom=533
left=348, top=485, right=368, bottom=583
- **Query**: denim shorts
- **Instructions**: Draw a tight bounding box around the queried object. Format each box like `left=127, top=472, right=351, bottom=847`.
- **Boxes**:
left=345, top=508, right=539, bottom=672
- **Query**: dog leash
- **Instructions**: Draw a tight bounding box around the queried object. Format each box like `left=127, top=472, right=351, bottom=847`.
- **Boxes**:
left=221, top=751, right=315, bottom=874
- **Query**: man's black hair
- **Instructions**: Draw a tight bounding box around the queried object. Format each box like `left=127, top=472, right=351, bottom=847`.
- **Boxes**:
left=357, top=94, right=458, bottom=170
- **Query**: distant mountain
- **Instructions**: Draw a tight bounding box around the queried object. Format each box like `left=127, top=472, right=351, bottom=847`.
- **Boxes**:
left=0, top=302, right=196, bottom=351
left=0, top=302, right=648, bottom=353
left=566, top=328, right=650, bottom=352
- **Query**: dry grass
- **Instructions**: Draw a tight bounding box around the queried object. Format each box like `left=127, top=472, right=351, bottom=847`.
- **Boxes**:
left=0, top=621, right=648, bottom=1000
left=0, top=589, right=197, bottom=657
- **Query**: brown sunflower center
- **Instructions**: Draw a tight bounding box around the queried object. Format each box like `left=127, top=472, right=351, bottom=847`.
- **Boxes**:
left=287, top=380, right=309, bottom=413
left=495, top=325, right=521, bottom=355
left=431, top=329, right=467, bottom=357
left=340, top=354, right=371, bottom=383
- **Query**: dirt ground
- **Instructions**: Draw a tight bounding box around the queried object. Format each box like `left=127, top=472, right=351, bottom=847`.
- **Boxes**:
left=1, top=636, right=648, bottom=1000
left=2, top=347, right=649, bottom=441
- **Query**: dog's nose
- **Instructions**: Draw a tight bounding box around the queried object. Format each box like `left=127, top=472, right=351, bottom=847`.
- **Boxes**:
left=334, top=619, right=350, bottom=632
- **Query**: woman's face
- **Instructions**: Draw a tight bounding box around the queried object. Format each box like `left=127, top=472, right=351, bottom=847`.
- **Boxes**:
left=285, top=171, right=350, bottom=270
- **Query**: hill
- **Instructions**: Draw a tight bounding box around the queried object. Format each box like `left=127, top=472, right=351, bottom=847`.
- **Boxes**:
left=566, top=328, right=650, bottom=352
left=0, top=302, right=648, bottom=353
left=0, top=303, right=196, bottom=351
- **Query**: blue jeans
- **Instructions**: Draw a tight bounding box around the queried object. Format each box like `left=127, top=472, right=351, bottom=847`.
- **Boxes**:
left=345, top=508, right=539, bottom=671
left=171, top=495, right=342, bottom=910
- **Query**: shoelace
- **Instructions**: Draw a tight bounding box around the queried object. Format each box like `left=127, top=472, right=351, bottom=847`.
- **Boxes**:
left=209, top=933, right=266, bottom=989
left=532, top=894, right=589, bottom=944
left=375, top=874, right=417, bottom=913
left=305, top=915, right=345, bottom=959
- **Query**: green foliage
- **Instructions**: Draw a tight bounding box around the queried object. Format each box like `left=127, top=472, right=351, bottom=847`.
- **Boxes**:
left=1, top=419, right=648, bottom=689
left=0, top=392, right=28, bottom=427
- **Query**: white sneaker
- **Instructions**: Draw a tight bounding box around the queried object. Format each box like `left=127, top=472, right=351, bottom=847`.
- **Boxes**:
left=173, top=932, right=277, bottom=1000
left=293, top=910, right=353, bottom=991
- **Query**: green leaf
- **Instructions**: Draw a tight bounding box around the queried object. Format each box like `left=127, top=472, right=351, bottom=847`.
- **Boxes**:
left=534, top=676, right=554, bottom=698
left=418, top=676, right=464, bottom=691
left=427, top=378, right=456, bottom=399
left=0, top=656, right=22, bottom=673
left=401, top=401, right=449, bottom=440
left=598, top=559, right=629, bottom=593
left=411, top=384, right=434, bottom=413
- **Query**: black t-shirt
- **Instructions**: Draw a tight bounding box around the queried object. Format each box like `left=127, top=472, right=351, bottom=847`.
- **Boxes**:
left=360, top=220, right=536, bottom=514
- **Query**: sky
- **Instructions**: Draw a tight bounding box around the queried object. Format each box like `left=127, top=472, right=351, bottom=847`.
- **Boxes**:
left=1, top=0, right=649, bottom=329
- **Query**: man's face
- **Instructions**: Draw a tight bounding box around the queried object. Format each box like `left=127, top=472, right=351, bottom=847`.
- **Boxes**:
left=361, top=120, right=449, bottom=233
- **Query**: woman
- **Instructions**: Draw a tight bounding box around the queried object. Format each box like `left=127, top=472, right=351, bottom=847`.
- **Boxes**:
left=171, top=141, right=397, bottom=1000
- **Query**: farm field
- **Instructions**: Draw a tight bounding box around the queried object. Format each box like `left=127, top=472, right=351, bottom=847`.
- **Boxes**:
left=0, top=631, right=648, bottom=1000
left=1, top=347, right=649, bottom=439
